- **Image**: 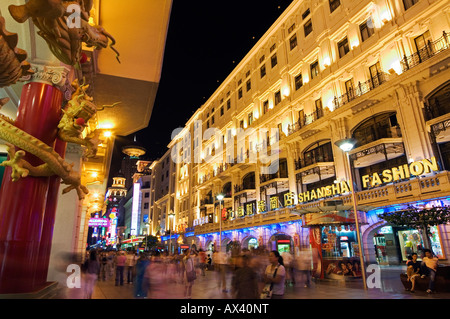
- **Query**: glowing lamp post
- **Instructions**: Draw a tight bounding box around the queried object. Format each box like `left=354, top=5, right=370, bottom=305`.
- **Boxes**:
left=168, top=210, right=175, bottom=254
left=335, top=138, right=367, bottom=290
left=216, top=194, right=224, bottom=252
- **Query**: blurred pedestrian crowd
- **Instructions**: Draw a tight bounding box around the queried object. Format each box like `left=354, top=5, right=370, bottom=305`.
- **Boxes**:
left=57, top=246, right=318, bottom=299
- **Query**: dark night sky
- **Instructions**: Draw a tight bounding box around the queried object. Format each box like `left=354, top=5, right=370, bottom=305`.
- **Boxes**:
left=110, top=0, right=294, bottom=178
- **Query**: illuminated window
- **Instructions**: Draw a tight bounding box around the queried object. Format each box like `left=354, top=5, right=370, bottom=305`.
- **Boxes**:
left=302, top=8, right=310, bottom=20
left=329, top=0, right=341, bottom=13
left=271, top=54, right=278, bottom=68
left=263, top=100, right=269, bottom=114
left=270, top=44, right=276, bottom=53
left=288, top=23, right=296, bottom=34
left=304, top=19, right=313, bottom=37
left=360, top=18, right=374, bottom=42
left=310, top=60, right=320, bottom=79
left=289, top=34, right=297, bottom=50
left=275, top=91, right=282, bottom=105
left=260, top=64, right=266, bottom=78
left=403, top=0, right=419, bottom=11
left=295, top=73, right=303, bottom=90
left=248, top=112, right=253, bottom=126
left=338, top=37, right=350, bottom=58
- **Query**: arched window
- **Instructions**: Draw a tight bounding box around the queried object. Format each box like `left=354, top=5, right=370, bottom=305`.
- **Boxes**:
left=242, top=172, right=255, bottom=189
left=222, top=182, right=232, bottom=197
left=425, top=81, right=450, bottom=120
left=352, top=112, right=401, bottom=148
left=302, top=140, right=333, bottom=167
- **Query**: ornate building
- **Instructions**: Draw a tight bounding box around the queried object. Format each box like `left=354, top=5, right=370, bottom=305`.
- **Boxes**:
left=164, top=0, right=450, bottom=278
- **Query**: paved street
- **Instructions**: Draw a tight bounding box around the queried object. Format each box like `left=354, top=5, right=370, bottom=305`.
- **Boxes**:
left=88, top=265, right=450, bottom=300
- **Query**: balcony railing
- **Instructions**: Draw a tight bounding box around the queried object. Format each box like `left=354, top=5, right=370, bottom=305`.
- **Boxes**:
left=349, top=142, right=405, bottom=162
left=260, top=171, right=288, bottom=183
left=401, top=31, right=450, bottom=73
left=332, top=72, right=391, bottom=110
left=425, top=95, right=450, bottom=121
left=431, top=118, right=450, bottom=137
left=234, top=183, right=256, bottom=193
left=288, top=74, right=390, bottom=137
left=353, top=125, right=402, bottom=148
left=200, top=198, right=214, bottom=206
left=288, top=108, right=324, bottom=136
left=295, top=153, right=334, bottom=170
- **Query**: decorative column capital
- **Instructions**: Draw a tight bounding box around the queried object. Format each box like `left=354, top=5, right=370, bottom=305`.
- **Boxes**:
left=23, top=65, right=71, bottom=90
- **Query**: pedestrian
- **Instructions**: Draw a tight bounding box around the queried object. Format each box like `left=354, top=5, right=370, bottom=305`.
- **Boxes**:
left=144, top=252, right=165, bottom=298
left=115, top=251, right=127, bottom=286
left=83, top=250, right=100, bottom=299
left=215, top=250, right=228, bottom=292
left=126, top=252, right=137, bottom=284
left=99, top=252, right=108, bottom=281
left=421, top=249, right=439, bottom=293
left=182, top=248, right=197, bottom=299
left=231, top=254, right=259, bottom=299
left=134, top=253, right=150, bottom=298
left=405, top=253, right=421, bottom=293
left=281, top=250, right=295, bottom=285
left=206, top=254, right=212, bottom=270
left=107, top=251, right=114, bottom=279
left=295, top=247, right=312, bottom=287
left=198, top=249, right=207, bottom=276
left=262, top=250, right=286, bottom=299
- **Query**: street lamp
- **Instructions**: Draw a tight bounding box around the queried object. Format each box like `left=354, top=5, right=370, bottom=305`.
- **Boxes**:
left=216, top=194, right=224, bottom=252
left=335, top=137, right=367, bottom=290
left=145, top=222, right=151, bottom=251
left=168, top=210, right=175, bottom=254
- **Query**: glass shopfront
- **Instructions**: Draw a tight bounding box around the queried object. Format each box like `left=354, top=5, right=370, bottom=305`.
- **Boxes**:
left=320, top=225, right=362, bottom=280
left=397, top=226, right=444, bottom=261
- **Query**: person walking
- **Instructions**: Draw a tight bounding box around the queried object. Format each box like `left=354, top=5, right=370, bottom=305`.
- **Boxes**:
left=263, top=250, right=286, bottom=299
left=296, top=247, right=312, bottom=288
left=115, top=251, right=127, bottom=286
left=126, top=252, right=138, bottom=284
left=231, top=254, right=259, bottom=299
left=182, top=248, right=197, bottom=299
left=421, top=249, right=439, bottom=293
left=134, top=253, right=150, bottom=298
left=99, top=252, right=108, bottom=281
left=281, top=250, right=295, bottom=286
left=198, top=249, right=207, bottom=276
left=83, top=250, right=100, bottom=299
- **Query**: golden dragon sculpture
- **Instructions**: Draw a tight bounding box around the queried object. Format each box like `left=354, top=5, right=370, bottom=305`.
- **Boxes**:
left=8, top=0, right=120, bottom=67
left=0, top=6, right=120, bottom=200
left=0, top=78, right=119, bottom=200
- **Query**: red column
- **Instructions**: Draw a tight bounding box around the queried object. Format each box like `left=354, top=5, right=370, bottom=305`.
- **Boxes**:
left=34, top=138, right=67, bottom=287
left=0, top=81, right=63, bottom=294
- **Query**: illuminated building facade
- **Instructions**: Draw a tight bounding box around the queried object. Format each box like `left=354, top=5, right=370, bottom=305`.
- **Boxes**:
left=165, top=0, right=450, bottom=276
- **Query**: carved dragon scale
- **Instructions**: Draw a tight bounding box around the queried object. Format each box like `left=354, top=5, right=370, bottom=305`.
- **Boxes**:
left=0, top=1, right=120, bottom=200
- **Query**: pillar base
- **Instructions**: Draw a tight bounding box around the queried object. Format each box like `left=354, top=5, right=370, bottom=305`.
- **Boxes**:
left=0, top=281, right=59, bottom=299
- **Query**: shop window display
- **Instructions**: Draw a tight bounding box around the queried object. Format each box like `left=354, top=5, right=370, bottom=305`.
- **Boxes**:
left=397, top=226, right=444, bottom=261
left=321, top=225, right=362, bottom=280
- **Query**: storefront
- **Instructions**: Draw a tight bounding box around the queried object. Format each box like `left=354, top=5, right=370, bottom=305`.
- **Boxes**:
left=303, top=211, right=364, bottom=280
left=369, top=205, right=447, bottom=266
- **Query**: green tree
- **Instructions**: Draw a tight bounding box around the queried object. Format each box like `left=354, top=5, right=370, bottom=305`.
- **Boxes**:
left=144, top=235, right=159, bottom=251
left=379, top=206, right=450, bottom=252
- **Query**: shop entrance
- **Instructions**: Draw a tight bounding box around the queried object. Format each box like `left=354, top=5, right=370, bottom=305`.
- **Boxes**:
left=268, top=233, right=293, bottom=254
left=243, top=236, right=259, bottom=250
